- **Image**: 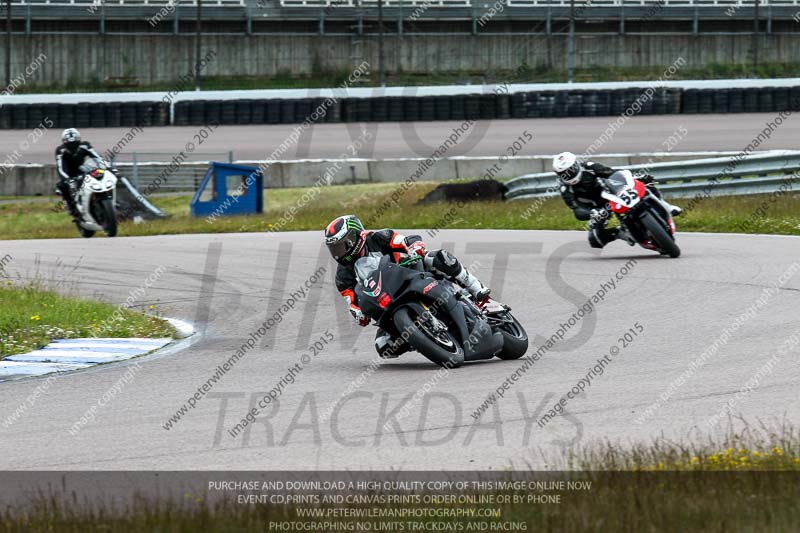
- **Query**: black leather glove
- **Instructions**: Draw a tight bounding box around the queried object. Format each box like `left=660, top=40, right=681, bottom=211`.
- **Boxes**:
left=639, top=174, right=656, bottom=184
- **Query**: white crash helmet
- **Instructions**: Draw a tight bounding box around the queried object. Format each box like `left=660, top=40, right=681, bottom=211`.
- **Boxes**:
left=62, top=128, right=81, bottom=144
left=552, top=151, right=583, bottom=185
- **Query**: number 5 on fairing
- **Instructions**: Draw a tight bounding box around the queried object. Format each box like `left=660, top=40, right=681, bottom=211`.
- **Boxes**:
left=600, top=170, right=680, bottom=258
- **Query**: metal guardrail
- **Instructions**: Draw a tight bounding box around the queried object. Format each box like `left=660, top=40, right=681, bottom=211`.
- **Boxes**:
left=504, top=151, right=800, bottom=200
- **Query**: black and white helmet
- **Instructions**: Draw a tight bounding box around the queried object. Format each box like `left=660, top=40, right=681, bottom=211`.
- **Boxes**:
left=61, top=128, right=81, bottom=150
left=552, top=151, right=583, bottom=185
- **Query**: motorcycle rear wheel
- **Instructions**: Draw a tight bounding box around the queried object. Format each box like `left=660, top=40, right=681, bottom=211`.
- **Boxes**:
left=493, top=312, right=529, bottom=360
left=393, top=307, right=464, bottom=368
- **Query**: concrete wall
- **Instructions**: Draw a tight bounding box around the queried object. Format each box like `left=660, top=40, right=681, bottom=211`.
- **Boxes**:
left=0, top=152, right=735, bottom=196
left=0, top=164, right=51, bottom=196
left=6, top=34, right=798, bottom=87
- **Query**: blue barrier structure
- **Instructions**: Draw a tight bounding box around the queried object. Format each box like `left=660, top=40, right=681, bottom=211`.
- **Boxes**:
left=190, top=162, right=263, bottom=217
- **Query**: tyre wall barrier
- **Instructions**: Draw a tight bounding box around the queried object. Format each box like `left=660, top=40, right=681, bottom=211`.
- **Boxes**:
left=0, top=102, right=170, bottom=130
left=1, top=87, right=798, bottom=130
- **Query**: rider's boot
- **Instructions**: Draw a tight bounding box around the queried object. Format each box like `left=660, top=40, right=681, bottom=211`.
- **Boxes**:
left=57, top=182, right=80, bottom=220
left=67, top=200, right=80, bottom=221
left=375, top=329, right=409, bottom=359
left=660, top=198, right=683, bottom=217
left=424, top=250, right=491, bottom=304
left=589, top=221, right=619, bottom=249
left=615, top=227, right=636, bottom=246
left=646, top=183, right=682, bottom=217
left=654, top=196, right=682, bottom=217
left=455, top=267, right=491, bottom=305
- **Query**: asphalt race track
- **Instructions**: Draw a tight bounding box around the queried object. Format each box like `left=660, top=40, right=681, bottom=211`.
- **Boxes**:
left=1, top=230, right=798, bottom=470
left=4, top=113, right=799, bottom=163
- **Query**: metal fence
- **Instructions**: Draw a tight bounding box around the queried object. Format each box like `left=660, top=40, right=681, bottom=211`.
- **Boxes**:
left=110, top=151, right=233, bottom=192
left=504, top=150, right=800, bottom=200
left=6, top=0, right=800, bottom=38
left=7, top=0, right=800, bottom=6
left=12, top=0, right=241, bottom=4
left=283, top=0, right=800, bottom=6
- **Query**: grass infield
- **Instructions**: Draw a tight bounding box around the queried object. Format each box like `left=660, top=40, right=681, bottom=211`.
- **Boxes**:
left=0, top=282, right=175, bottom=357
left=1, top=182, right=798, bottom=240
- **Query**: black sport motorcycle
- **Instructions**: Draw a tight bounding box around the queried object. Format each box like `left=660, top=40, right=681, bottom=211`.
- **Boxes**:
left=354, top=254, right=529, bottom=368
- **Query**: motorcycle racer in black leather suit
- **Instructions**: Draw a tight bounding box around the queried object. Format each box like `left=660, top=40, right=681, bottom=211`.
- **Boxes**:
left=552, top=151, right=682, bottom=248
left=55, top=128, right=108, bottom=219
left=325, top=215, right=490, bottom=359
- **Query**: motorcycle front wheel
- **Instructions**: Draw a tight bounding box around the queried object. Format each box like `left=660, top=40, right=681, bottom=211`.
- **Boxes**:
left=641, top=212, right=680, bottom=258
left=392, top=307, right=464, bottom=368
left=92, top=197, right=118, bottom=237
left=76, top=222, right=95, bottom=238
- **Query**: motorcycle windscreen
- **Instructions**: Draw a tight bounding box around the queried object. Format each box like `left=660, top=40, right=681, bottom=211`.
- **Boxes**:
left=603, top=171, right=632, bottom=194
left=78, top=158, right=106, bottom=175
left=355, top=256, right=381, bottom=285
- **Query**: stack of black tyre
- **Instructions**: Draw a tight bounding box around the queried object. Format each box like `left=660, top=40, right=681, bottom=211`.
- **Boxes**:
left=681, top=86, right=800, bottom=114
left=2, top=86, right=799, bottom=130
left=0, top=101, right=170, bottom=129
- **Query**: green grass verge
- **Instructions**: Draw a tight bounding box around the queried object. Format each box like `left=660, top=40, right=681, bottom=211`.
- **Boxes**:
left=0, top=283, right=175, bottom=357
left=2, top=182, right=799, bottom=240
left=568, top=420, right=800, bottom=471
left=15, top=62, right=800, bottom=94
left=2, top=426, right=798, bottom=532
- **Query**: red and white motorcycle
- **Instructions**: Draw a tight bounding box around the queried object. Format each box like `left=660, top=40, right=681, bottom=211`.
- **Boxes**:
left=599, top=170, right=680, bottom=258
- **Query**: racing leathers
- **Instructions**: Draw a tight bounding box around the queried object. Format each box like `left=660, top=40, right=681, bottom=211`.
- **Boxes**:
left=560, top=161, right=679, bottom=248
left=334, top=229, right=489, bottom=358
left=55, top=141, right=106, bottom=218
